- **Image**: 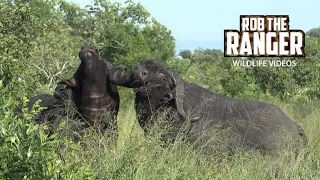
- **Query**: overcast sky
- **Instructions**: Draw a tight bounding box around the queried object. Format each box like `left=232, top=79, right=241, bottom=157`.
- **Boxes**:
left=69, top=0, right=319, bottom=50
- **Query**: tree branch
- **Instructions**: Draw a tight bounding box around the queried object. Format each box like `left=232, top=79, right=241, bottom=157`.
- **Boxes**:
left=32, top=63, right=49, bottom=79
left=48, top=61, right=70, bottom=86
left=109, top=40, right=124, bottom=49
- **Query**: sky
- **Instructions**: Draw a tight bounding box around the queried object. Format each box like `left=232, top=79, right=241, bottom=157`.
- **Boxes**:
left=68, top=0, right=319, bottom=51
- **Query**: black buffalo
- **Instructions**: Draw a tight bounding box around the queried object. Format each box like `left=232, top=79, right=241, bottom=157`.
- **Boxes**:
left=109, top=60, right=307, bottom=153
left=14, top=85, right=75, bottom=136
left=59, top=45, right=120, bottom=134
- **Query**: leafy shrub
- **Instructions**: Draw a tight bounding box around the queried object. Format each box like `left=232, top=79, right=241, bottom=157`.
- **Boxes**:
left=0, top=85, right=93, bottom=179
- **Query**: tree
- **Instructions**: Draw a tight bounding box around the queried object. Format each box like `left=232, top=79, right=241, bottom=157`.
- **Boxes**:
left=70, top=0, right=176, bottom=66
left=306, top=27, right=320, bottom=39
left=178, top=49, right=192, bottom=59
left=0, top=0, right=177, bottom=98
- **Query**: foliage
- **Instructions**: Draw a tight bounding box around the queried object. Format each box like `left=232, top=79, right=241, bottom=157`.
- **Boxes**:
left=176, top=36, right=320, bottom=102
left=306, top=27, right=320, bottom=39
left=0, top=0, right=319, bottom=179
left=56, top=103, right=320, bottom=179
left=0, top=0, right=175, bottom=99
left=0, top=84, right=93, bottom=179
left=60, top=0, right=176, bottom=67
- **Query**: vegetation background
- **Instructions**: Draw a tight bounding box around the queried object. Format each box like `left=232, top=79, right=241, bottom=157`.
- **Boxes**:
left=0, top=0, right=319, bottom=179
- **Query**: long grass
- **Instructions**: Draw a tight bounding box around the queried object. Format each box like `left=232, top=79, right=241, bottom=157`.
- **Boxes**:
left=56, top=94, right=320, bottom=180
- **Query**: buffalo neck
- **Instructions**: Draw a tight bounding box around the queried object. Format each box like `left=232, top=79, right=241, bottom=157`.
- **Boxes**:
left=81, top=59, right=94, bottom=69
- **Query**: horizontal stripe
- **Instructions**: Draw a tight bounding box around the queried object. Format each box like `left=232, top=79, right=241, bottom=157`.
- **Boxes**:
left=83, top=94, right=104, bottom=98
left=82, top=107, right=106, bottom=111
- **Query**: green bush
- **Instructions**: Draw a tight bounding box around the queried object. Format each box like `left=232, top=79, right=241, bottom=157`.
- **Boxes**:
left=0, top=0, right=319, bottom=179
left=0, top=86, right=93, bottom=179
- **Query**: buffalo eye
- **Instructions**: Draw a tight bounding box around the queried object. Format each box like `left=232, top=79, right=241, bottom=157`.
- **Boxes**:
left=158, top=73, right=166, bottom=81
left=142, top=71, right=147, bottom=76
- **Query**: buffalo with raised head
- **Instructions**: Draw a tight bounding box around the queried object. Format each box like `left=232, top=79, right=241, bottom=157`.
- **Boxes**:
left=59, top=45, right=120, bottom=135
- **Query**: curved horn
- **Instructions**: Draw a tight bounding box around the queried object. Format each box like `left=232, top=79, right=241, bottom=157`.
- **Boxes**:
left=54, top=85, right=73, bottom=100
left=169, top=70, right=187, bottom=117
left=169, top=69, right=201, bottom=122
